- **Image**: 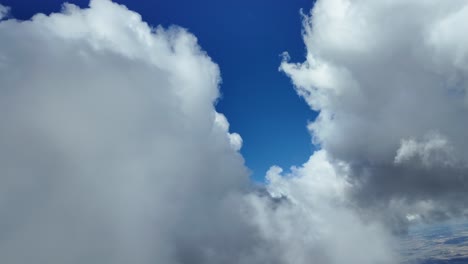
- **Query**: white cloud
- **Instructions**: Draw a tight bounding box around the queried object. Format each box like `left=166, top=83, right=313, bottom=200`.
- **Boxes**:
left=281, top=0, right=468, bottom=219
left=248, top=150, right=398, bottom=264
left=0, top=1, right=257, bottom=263
left=214, top=112, right=243, bottom=151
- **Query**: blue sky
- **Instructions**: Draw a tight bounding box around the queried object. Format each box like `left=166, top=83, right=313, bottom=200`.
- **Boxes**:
left=2, top=0, right=316, bottom=181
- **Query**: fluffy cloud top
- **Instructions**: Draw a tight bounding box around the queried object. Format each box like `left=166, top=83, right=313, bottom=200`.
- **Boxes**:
left=281, top=0, right=468, bottom=219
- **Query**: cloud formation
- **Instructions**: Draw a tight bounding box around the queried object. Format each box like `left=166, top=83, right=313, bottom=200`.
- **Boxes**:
left=4, top=0, right=466, bottom=263
left=281, top=0, right=468, bottom=221
left=0, top=0, right=400, bottom=263
left=0, top=1, right=260, bottom=263
left=247, top=150, right=397, bottom=264
left=1, top=1, right=390, bottom=263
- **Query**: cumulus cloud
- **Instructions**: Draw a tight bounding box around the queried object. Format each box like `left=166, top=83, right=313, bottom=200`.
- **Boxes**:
left=0, top=1, right=261, bottom=263
left=247, top=150, right=398, bottom=264
left=281, top=0, right=468, bottom=220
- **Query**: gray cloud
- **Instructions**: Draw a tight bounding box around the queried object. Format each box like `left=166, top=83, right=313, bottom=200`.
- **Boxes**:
left=281, top=0, right=468, bottom=222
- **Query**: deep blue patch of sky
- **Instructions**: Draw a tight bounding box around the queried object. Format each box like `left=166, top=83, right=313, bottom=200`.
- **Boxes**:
left=2, top=0, right=317, bottom=181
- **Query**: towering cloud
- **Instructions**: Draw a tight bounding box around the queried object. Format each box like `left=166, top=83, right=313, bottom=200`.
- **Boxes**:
left=281, top=0, right=468, bottom=222
left=0, top=1, right=260, bottom=263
